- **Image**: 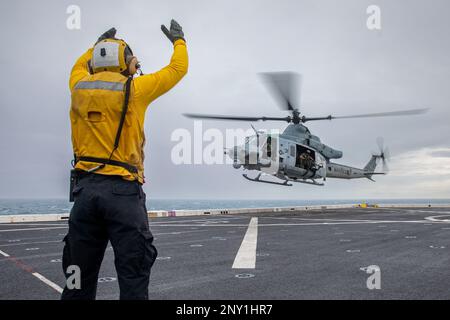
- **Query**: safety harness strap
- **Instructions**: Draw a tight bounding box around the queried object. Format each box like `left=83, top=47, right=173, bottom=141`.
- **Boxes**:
left=114, top=76, right=132, bottom=149
left=76, top=156, right=138, bottom=174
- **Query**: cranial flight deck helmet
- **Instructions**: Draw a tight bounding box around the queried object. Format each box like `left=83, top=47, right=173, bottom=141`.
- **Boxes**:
left=90, top=38, right=135, bottom=74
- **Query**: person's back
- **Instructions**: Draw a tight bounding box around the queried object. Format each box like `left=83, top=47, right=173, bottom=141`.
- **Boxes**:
left=70, top=25, right=188, bottom=183
left=62, top=20, right=188, bottom=300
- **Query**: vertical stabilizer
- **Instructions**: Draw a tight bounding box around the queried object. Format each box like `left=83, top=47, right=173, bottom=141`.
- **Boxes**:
left=364, top=155, right=378, bottom=180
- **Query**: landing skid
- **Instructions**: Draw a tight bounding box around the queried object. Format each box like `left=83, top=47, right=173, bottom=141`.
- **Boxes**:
left=242, top=173, right=325, bottom=186
left=242, top=173, right=292, bottom=186
left=289, top=178, right=324, bottom=186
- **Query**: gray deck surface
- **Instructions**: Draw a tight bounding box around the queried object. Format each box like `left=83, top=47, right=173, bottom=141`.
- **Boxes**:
left=0, top=207, right=449, bottom=300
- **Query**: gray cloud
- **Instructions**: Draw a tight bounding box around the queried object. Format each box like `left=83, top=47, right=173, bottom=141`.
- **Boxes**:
left=0, top=0, right=449, bottom=199
left=430, top=150, right=450, bottom=158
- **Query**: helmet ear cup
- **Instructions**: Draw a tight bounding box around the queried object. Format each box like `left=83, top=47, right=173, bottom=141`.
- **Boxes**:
left=127, top=56, right=138, bottom=75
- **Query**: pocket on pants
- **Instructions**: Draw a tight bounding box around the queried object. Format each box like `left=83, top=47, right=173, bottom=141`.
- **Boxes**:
left=140, top=231, right=157, bottom=270
left=72, top=185, right=84, bottom=201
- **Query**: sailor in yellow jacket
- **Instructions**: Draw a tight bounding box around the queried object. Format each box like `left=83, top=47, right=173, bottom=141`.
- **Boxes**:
left=62, top=20, right=188, bottom=300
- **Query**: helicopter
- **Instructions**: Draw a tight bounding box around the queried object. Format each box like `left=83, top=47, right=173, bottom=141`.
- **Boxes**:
left=184, top=72, right=428, bottom=186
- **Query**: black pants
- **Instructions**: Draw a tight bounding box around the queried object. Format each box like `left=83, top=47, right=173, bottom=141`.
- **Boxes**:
left=61, top=173, right=157, bottom=300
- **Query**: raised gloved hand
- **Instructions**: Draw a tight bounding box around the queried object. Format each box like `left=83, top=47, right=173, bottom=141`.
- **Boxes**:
left=97, top=27, right=117, bottom=43
left=161, top=19, right=185, bottom=43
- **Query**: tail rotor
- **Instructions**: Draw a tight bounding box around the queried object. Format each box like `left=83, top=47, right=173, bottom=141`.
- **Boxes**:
left=375, top=137, right=390, bottom=173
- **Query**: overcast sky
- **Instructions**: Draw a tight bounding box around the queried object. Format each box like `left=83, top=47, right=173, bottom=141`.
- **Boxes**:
left=0, top=0, right=449, bottom=200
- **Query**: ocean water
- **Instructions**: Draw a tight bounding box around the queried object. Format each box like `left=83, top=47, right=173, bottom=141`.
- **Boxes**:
left=0, top=198, right=449, bottom=215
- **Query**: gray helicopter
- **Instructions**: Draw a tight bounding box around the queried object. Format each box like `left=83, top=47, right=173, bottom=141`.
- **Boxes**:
left=184, top=72, right=427, bottom=186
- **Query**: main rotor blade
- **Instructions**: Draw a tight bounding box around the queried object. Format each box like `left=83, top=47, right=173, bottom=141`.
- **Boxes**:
left=332, top=108, right=428, bottom=120
left=260, top=72, right=301, bottom=111
left=183, top=113, right=291, bottom=122
left=301, top=116, right=332, bottom=122
left=303, top=108, right=428, bottom=122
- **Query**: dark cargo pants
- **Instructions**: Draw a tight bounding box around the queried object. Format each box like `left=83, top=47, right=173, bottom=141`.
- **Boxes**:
left=61, top=173, right=157, bottom=300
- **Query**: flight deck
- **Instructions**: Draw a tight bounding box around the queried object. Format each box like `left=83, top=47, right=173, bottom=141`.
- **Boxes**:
left=0, top=206, right=449, bottom=300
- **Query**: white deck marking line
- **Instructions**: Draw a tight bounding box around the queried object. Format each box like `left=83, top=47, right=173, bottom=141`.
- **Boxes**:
left=150, top=217, right=246, bottom=225
left=232, top=217, right=258, bottom=269
left=261, top=216, right=383, bottom=222
left=152, top=230, right=210, bottom=236
left=0, top=240, right=61, bottom=247
left=0, top=249, right=10, bottom=257
left=425, top=215, right=450, bottom=223
left=0, top=226, right=68, bottom=233
left=31, top=272, right=63, bottom=294
left=0, top=223, right=67, bottom=226
left=152, top=219, right=431, bottom=227
left=0, top=247, right=63, bottom=294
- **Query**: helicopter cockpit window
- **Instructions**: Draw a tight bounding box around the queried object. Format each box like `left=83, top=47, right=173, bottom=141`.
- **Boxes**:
left=290, top=145, right=295, bottom=157
left=261, top=136, right=272, bottom=158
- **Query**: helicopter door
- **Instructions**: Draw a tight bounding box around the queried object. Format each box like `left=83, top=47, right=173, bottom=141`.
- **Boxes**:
left=284, top=142, right=297, bottom=169
left=260, top=133, right=279, bottom=174
left=295, top=145, right=315, bottom=170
